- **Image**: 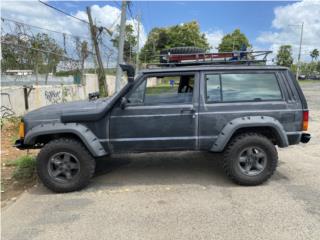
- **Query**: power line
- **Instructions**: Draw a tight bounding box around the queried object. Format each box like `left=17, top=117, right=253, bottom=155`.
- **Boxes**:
left=38, top=0, right=89, bottom=24
left=1, top=17, right=91, bottom=41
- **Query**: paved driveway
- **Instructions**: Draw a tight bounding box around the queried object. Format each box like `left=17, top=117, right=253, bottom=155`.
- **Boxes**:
left=2, top=83, right=320, bottom=240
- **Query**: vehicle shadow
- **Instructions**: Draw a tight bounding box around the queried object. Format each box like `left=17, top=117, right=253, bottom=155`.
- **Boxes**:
left=30, top=151, right=234, bottom=195
left=91, top=151, right=233, bottom=188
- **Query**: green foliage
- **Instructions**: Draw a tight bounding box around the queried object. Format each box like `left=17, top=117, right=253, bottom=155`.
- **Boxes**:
left=1, top=33, right=64, bottom=75
left=218, top=29, right=250, bottom=52
left=140, top=21, right=210, bottom=63
left=11, top=155, right=36, bottom=180
left=291, top=61, right=320, bottom=76
left=276, top=45, right=293, bottom=67
left=112, top=24, right=137, bottom=64
left=310, top=49, right=319, bottom=61
left=55, top=70, right=79, bottom=77
left=0, top=116, right=21, bottom=129
left=300, top=61, right=320, bottom=75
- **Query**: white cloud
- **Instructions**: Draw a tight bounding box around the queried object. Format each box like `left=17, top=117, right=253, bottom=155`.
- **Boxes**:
left=1, top=1, right=147, bottom=66
left=204, top=30, right=224, bottom=50
left=256, top=0, right=320, bottom=62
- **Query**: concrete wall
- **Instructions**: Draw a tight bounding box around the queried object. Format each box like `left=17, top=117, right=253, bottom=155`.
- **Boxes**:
left=1, top=74, right=104, bottom=118
left=1, top=84, right=87, bottom=117
left=1, top=74, right=159, bottom=118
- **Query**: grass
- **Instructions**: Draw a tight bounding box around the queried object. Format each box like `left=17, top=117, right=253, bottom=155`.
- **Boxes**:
left=1, top=116, right=21, bottom=129
left=9, top=155, right=36, bottom=180
left=298, top=79, right=320, bottom=84
left=146, top=85, right=175, bottom=94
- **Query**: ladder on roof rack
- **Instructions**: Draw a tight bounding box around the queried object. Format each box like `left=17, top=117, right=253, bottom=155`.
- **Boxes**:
left=147, top=50, right=272, bottom=68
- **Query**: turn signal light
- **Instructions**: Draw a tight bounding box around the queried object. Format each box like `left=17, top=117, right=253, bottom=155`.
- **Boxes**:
left=302, top=111, right=309, bottom=131
left=19, top=122, right=25, bottom=139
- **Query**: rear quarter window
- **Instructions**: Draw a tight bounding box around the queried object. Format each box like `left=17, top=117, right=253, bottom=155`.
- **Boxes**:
left=206, top=72, right=282, bottom=102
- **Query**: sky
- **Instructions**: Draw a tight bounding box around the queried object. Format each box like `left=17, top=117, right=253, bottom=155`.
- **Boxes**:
left=1, top=0, right=320, bottom=62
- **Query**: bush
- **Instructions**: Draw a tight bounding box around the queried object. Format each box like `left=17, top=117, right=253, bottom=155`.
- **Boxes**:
left=11, top=155, right=36, bottom=180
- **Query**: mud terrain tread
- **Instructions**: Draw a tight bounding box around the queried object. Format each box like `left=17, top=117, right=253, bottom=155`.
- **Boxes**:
left=222, top=132, right=278, bottom=186
left=36, top=138, right=95, bottom=193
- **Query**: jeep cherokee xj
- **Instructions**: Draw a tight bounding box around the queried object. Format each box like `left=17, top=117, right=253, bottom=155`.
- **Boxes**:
left=15, top=64, right=311, bottom=192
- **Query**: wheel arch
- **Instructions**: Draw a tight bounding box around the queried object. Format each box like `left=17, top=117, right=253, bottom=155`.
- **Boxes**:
left=210, top=116, right=289, bottom=152
left=24, top=123, right=107, bottom=157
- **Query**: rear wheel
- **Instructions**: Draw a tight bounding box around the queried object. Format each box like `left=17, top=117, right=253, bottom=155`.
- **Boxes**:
left=36, top=138, right=95, bottom=193
left=222, top=133, right=278, bottom=185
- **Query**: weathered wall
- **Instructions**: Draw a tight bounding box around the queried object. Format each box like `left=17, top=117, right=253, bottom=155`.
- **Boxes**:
left=1, top=74, right=158, bottom=118
left=1, top=84, right=87, bottom=117
left=0, top=74, right=109, bottom=118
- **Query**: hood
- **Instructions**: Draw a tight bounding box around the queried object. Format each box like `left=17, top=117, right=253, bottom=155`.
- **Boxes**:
left=23, top=97, right=114, bottom=129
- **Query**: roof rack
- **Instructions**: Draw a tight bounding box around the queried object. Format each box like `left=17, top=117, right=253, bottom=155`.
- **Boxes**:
left=147, top=50, right=272, bottom=68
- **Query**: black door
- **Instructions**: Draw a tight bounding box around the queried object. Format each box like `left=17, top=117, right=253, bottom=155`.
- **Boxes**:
left=109, top=72, right=199, bottom=152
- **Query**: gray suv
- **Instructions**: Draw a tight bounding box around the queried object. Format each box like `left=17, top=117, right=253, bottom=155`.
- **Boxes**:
left=15, top=64, right=311, bottom=192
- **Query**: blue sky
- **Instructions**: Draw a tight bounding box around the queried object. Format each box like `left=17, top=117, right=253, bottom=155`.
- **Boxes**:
left=51, top=1, right=288, bottom=47
left=2, top=1, right=320, bottom=62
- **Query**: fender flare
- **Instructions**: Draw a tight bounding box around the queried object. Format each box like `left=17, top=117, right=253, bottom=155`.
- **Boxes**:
left=210, top=116, right=289, bottom=152
left=24, top=123, right=107, bottom=157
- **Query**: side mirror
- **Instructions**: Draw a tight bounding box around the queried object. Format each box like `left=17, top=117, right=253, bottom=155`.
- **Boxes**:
left=120, top=97, right=128, bottom=109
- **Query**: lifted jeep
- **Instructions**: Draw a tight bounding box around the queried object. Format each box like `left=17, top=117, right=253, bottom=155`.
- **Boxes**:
left=15, top=62, right=311, bottom=192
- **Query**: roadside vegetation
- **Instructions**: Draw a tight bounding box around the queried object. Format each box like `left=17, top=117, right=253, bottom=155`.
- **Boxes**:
left=8, top=155, right=36, bottom=180
left=1, top=118, right=38, bottom=207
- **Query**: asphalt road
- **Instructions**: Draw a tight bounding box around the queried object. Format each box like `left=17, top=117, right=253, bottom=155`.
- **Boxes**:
left=2, top=83, right=320, bottom=240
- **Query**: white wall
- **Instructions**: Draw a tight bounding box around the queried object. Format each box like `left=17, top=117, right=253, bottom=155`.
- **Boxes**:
left=1, top=74, right=104, bottom=118
left=1, top=74, right=159, bottom=118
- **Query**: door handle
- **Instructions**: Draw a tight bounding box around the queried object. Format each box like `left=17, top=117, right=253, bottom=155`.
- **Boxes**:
left=180, top=108, right=196, bottom=118
left=180, top=108, right=195, bottom=113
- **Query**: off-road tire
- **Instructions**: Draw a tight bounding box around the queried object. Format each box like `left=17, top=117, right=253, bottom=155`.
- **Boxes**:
left=222, top=133, right=278, bottom=186
left=36, top=138, right=96, bottom=193
left=165, top=47, right=205, bottom=54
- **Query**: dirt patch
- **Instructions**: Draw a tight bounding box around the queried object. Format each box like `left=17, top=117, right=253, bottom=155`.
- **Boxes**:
left=1, top=119, right=38, bottom=207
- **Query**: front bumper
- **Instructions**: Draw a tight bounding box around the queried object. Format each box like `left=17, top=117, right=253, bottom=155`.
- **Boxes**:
left=14, top=139, right=29, bottom=150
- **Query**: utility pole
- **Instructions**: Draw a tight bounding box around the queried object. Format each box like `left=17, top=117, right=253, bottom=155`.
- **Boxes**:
left=296, top=22, right=304, bottom=81
left=87, top=6, right=108, bottom=96
left=115, top=0, right=127, bottom=92
left=135, top=14, right=141, bottom=72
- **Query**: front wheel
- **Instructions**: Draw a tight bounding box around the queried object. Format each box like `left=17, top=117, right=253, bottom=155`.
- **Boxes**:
left=222, top=133, right=278, bottom=186
left=36, top=138, right=96, bottom=193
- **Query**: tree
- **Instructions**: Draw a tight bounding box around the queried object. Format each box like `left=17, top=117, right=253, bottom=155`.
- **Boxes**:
left=76, top=39, right=89, bottom=84
left=310, top=49, right=319, bottom=61
left=276, top=45, right=293, bottom=67
left=1, top=34, right=33, bottom=71
left=140, top=21, right=210, bottom=63
left=30, top=33, right=64, bottom=83
left=1, top=33, right=64, bottom=82
left=218, top=29, right=250, bottom=52
left=112, top=24, right=137, bottom=64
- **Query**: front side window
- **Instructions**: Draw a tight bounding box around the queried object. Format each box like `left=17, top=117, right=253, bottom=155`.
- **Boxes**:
left=206, top=73, right=282, bottom=102
left=128, top=74, right=194, bottom=105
